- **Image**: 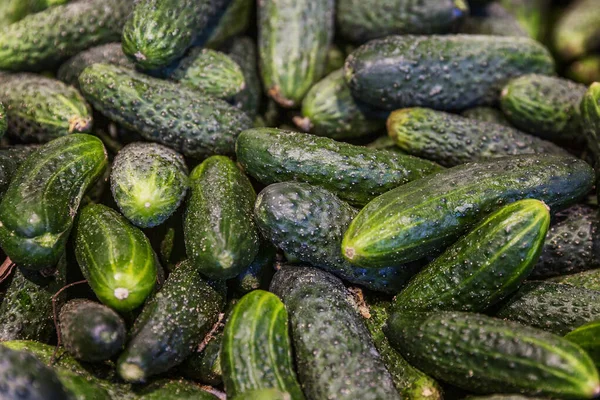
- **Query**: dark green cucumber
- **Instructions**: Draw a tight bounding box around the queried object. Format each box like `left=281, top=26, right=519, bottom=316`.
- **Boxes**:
left=136, top=379, right=219, bottom=400
left=184, top=156, right=259, bottom=280
left=459, top=3, right=527, bottom=37
left=270, top=266, right=401, bottom=400
left=553, top=269, right=600, bottom=291
left=226, top=36, right=262, bottom=119
left=345, top=35, right=555, bottom=111
left=221, top=290, right=305, bottom=399
left=496, top=281, right=600, bottom=335
left=387, top=107, right=567, bottom=167
left=233, top=241, right=277, bottom=294
left=231, top=389, right=292, bottom=400
left=79, top=64, right=252, bottom=159
left=461, top=106, right=511, bottom=126
left=111, top=142, right=188, bottom=228
left=567, top=56, right=600, bottom=85
left=294, top=69, right=386, bottom=140
left=385, top=310, right=600, bottom=398
left=0, top=134, right=107, bottom=269
left=117, top=260, right=223, bottom=383
left=0, top=0, right=133, bottom=71
left=500, top=74, right=587, bottom=142
left=202, top=0, right=252, bottom=49
left=0, top=0, right=71, bottom=27
left=179, top=331, right=223, bottom=385
left=337, top=0, right=467, bottom=43
left=2, top=340, right=90, bottom=375
left=500, top=0, right=550, bottom=41
left=255, top=182, right=422, bottom=293
left=236, top=128, right=441, bottom=206
left=393, top=199, right=549, bottom=313
left=74, top=203, right=158, bottom=312
left=553, top=0, right=600, bottom=61
left=0, top=146, right=38, bottom=199
left=342, top=155, right=594, bottom=268
left=565, top=320, right=600, bottom=368
left=59, top=299, right=126, bottom=362
left=582, top=83, right=600, bottom=164
left=258, top=0, right=335, bottom=108
left=0, top=73, right=92, bottom=143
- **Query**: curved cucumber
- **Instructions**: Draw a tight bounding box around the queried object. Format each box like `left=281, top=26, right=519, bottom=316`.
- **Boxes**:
left=565, top=320, right=600, bottom=368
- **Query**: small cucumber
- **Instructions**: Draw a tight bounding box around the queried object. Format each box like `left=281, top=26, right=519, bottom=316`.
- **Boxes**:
left=136, top=379, right=219, bottom=400
left=461, top=107, right=512, bottom=126
left=111, top=142, right=188, bottom=228
left=184, top=156, right=259, bottom=280
left=226, top=36, right=262, bottom=119
left=0, top=146, right=38, bottom=199
left=233, top=242, right=277, bottom=294
left=459, top=3, right=527, bottom=37
left=553, top=0, right=600, bottom=61
left=567, top=56, right=600, bottom=85
left=565, top=320, right=600, bottom=368
left=74, top=203, right=158, bottom=312
left=553, top=269, right=600, bottom=291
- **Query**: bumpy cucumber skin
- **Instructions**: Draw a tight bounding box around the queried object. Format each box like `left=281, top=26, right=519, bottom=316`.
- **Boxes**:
left=459, top=3, right=527, bottom=37
left=111, top=142, right=188, bottom=228
left=237, top=128, right=441, bottom=206
left=0, top=134, right=107, bottom=270
left=0, top=146, right=38, bottom=199
left=387, top=108, right=567, bottom=167
left=567, top=56, right=600, bottom=85
left=582, top=83, right=600, bottom=166
left=79, top=64, right=252, bottom=159
left=201, top=0, right=252, bottom=49
left=255, top=182, right=422, bottom=293
left=496, top=281, right=600, bottom=335
left=74, top=204, right=158, bottom=312
left=342, top=155, right=594, bottom=268
left=385, top=311, right=600, bottom=398
left=184, top=156, right=259, bottom=280
left=461, top=106, right=511, bottom=126
left=226, top=36, right=262, bottom=119
left=117, top=260, right=223, bottom=383
left=179, top=332, right=223, bottom=385
left=554, top=269, right=600, bottom=291
left=234, top=242, right=277, bottom=294
left=0, top=0, right=132, bottom=71
left=221, top=290, right=305, bottom=399
left=0, top=73, right=92, bottom=143
left=258, top=0, right=335, bottom=108
left=136, top=379, right=219, bottom=400
left=565, top=320, right=600, bottom=368
left=393, top=199, right=550, bottom=313
left=270, top=266, right=401, bottom=400
left=500, top=74, right=587, bottom=141
left=553, top=0, right=600, bottom=61
left=345, top=35, right=555, bottom=111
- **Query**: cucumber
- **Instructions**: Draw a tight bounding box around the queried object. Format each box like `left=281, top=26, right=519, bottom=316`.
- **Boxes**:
left=567, top=56, right=600, bottom=85
left=236, top=128, right=442, bottom=206
left=0, top=146, right=38, bottom=199
left=553, top=269, right=600, bottom=291
left=233, top=242, right=277, bottom=294
left=0, top=73, right=92, bottom=143
left=136, top=379, right=219, bottom=400
left=2, top=340, right=92, bottom=376
left=342, top=154, right=594, bottom=268
left=202, top=0, right=252, bottom=49
left=184, top=156, right=259, bottom=280
left=500, top=0, right=550, bottom=41
left=0, top=0, right=133, bottom=71
left=270, top=266, right=401, bottom=400
left=393, top=199, right=549, bottom=313
left=582, top=83, right=600, bottom=165
left=79, top=64, right=252, bottom=159
left=117, top=260, right=223, bottom=383
left=57, top=370, right=112, bottom=400
left=59, top=299, right=126, bottom=362
left=179, top=332, right=223, bottom=385
left=231, top=389, right=292, bottom=400
left=74, top=203, right=158, bottom=312
left=337, top=0, right=467, bottom=43
left=221, top=290, right=305, bottom=399
left=459, top=3, right=527, bottom=37
left=0, top=134, right=107, bottom=270
left=324, top=45, right=346, bottom=75
left=366, top=136, right=405, bottom=153
left=385, top=310, right=600, bottom=398
left=226, top=36, right=262, bottom=119
left=0, top=0, right=71, bottom=27
left=111, top=142, right=188, bottom=228
left=461, top=107, right=511, bottom=126
left=258, top=0, right=335, bottom=108
left=387, top=107, right=567, bottom=167
left=565, top=321, right=600, bottom=368
left=345, top=35, right=555, bottom=111
left=553, top=0, right=600, bottom=61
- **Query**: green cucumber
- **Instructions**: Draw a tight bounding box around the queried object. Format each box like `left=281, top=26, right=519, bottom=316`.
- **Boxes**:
left=184, top=156, right=259, bottom=280
left=461, top=107, right=511, bottom=126
left=582, top=83, right=600, bottom=165
left=393, top=199, right=549, bottom=313
left=345, top=35, right=555, bottom=111
left=258, top=0, right=335, bottom=108
left=79, top=63, right=252, bottom=159
left=385, top=310, right=600, bottom=398
left=0, top=146, right=38, bottom=199
left=233, top=242, right=277, bottom=294
left=111, top=142, right=188, bottom=228
left=0, top=134, right=107, bottom=270
left=179, top=332, right=223, bottom=385
left=565, top=320, right=600, bottom=368
left=231, top=389, right=292, bottom=400
left=500, top=0, right=550, bottom=41
left=387, top=107, right=567, bottom=167
left=0, top=0, right=133, bottom=71
left=74, top=203, right=158, bottom=312
left=459, top=3, right=527, bottom=37
left=553, top=269, right=600, bottom=291
left=226, top=36, right=262, bottom=119
left=567, top=56, right=600, bottom=85
left=57, top=370, right=112, bottom=400
left=2, top=340, right=91, bottom=375
left=136, top=379, right=219, bottom=400
left=59, top=299, right=126, bottom=362
left=342, top=154, right=594, bottom=268
left=221, top=290, right=305, bottom=399
left=270, top=266, right=401, bottom=400
left=553, top=0, right=600, bottom=61
left=0, top=103, right=5, bottom=139
left=117, top=260, right=223, bottom=383
left=0, top=73, right=92, bottom=143
left=236, top=128, right=441, bottom=206
left=202, top=0, right=252, bottom=49
left=0, top=0, right=72, bottom=27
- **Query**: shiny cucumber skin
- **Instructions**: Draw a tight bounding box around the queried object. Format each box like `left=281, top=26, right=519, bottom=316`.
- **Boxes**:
left=342, top=154, right=594, bottom=268
left=226, top=36, right=262, bottom=119
left=387, top=107, right=567, bottom=167
left=270, top=266, right=401, bottom=400
left=221, top=290, right=305, bottom=399
left=258, top=0, right=335, bottom=108
left=0, top=134, right=107, bottom=270
left=0, top=73, right=92, bottom=143
left=0, top=0, right=133, bottom=71
left=79, top=63, right=252, bottom=159
left=0, top=146, right=38, bottom=200
left=393, top=199, right=549, bottom=313
left=184, top=156, right=259, bottom=280
left=553, top=0, right=600, bottom=61
left=565, top=320, right=600, bottom=368
left=74, top=203, right=158, bottom=312
left=582, top=83, right=600, bottom=165
left=495, top=281, right=600, bottom=335
left=236, top=128, right=442, bottom=206
left=385, top=311, right=600, bottom=398
left=461, top=106, right=512, bottom=126
left=345, top=35, right=555, bottom=111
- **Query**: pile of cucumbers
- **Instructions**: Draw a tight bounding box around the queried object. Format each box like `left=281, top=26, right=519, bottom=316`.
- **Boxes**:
left=0, top=0, right=599, bottom=399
